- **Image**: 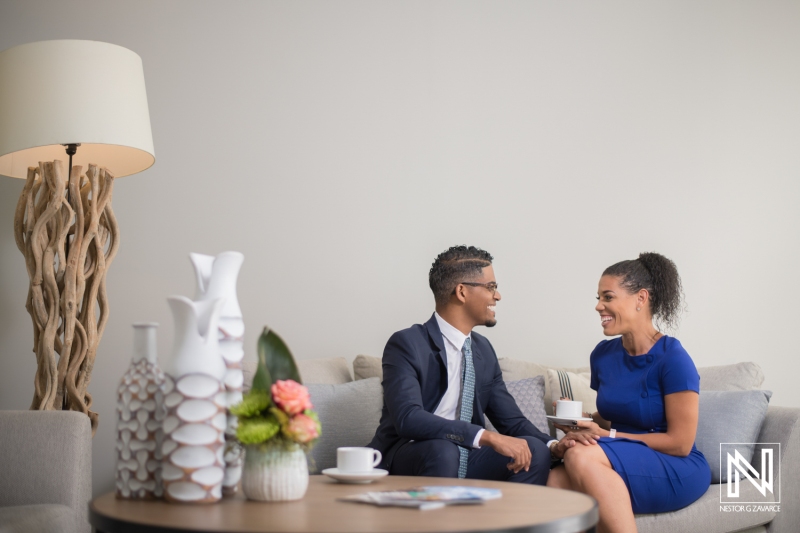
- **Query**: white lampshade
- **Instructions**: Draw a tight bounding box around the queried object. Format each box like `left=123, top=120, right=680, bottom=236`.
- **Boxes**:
left=0, top=39, right=155, bottom=179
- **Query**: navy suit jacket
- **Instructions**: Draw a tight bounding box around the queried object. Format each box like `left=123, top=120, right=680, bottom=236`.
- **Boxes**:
left=368, top=314, right=551, bottom=470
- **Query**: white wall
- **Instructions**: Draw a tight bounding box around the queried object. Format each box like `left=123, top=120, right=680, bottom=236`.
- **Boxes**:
left=1, top=1, right=798, bottom=497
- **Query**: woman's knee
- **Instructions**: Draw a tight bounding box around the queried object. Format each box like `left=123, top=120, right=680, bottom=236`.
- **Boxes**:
left=563, top=442, right=606, bottom=473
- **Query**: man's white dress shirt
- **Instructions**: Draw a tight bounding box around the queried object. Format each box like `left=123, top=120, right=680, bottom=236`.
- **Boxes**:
left=433, top=312, right=557, bottom=453
left=433, top=312, right=484, bottom=448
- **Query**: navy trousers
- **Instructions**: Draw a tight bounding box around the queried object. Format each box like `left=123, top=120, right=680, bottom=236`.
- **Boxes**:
left=388, top=436, right=550, bottom=485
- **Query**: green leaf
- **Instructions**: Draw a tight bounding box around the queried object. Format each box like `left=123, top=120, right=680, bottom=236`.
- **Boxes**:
left=230, top=390, right=271, bottom=418
left=236, top=414, right=280, bottom=445
left=257, top=326, right=302, bottom=386
left=251, top=344, right=273, bottom=392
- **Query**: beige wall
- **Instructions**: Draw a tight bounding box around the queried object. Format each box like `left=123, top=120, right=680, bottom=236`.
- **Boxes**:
left=1, top=1, right=798, bottom=497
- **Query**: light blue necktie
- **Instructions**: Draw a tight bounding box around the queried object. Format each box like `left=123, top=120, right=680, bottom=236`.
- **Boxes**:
left=457, top=336, right=475, bottom=479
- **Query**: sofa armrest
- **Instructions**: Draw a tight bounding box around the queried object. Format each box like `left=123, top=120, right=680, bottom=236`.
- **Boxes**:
left=759, top=406, right=800, bottom=533
left=0, top=411, right=91, bottom=532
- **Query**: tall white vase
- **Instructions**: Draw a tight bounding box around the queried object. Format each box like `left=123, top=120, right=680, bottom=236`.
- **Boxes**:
left=115, top=323, right=166, bottom=499
left=190, top=251, right=245, bottom=495
left=161, top=296, right=227, bottom=504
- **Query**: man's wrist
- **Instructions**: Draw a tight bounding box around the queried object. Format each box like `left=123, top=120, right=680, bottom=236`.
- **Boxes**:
left=548, top=440, right=560, bottom=460
left=473, top=428, right=485, bottom=448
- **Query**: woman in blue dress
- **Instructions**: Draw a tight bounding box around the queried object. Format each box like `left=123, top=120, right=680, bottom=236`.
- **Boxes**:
left=547, top=252, right=711, bottom=533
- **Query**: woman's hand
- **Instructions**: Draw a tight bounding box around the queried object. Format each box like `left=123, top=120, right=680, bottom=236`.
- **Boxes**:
left=553, top=419, right=606, bottom=436
left=550, top=428, right=601, bottom=459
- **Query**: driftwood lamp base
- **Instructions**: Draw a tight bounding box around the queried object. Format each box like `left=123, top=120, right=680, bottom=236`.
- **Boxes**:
left=13, top=159, right=118, bottom=435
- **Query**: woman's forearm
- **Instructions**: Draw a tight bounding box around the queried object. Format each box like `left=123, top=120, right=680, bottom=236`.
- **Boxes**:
left=591, top=411, right=611, bottom=431
left=613, top=430, right=693, bottom=457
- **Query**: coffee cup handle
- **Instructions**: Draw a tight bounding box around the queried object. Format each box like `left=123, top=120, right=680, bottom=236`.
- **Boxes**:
left=372, top=449, right=382, bottom=468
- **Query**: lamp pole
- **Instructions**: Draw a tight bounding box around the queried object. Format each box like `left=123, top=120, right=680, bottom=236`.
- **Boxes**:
left=62, top=143, right=79, bottom=260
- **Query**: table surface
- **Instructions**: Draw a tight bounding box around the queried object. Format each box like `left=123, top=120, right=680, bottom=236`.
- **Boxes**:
left=90, top=475, right=598, bottom=533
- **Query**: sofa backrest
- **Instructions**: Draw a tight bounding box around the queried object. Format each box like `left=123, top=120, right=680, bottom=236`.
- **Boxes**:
left=241, top=356, right=353, bottom=392
left=306, top=378, right=383, bottom=471
left=697, top=362, right=764, bottom=391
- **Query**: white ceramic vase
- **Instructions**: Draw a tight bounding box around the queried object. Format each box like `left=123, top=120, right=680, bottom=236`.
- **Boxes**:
left=190, top=251, right=245, bottom=495
left=161, top=296, right=227, bottom=504
left=115, top=323, right=166, bottom=499
left=241, top=443, right=309, bottom=502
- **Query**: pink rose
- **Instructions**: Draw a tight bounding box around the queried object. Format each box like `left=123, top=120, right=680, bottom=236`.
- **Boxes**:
left=283, top=413, right=320, bottom=444
left=271, top=379, right=313, bottom=416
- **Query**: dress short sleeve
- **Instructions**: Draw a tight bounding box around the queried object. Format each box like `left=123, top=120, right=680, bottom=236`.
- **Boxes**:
left=590, top=343, right=601, bottom=391
left=660, top=340, right=700, bottom=395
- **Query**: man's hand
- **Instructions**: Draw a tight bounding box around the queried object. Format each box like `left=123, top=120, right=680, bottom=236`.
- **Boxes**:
left=550, top=430, right=601, bottom=459
left=479, top=431, right=531, bottom=473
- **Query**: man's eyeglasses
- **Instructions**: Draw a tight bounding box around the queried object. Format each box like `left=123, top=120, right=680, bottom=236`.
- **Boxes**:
left=458, top=281, right=499, bottom=295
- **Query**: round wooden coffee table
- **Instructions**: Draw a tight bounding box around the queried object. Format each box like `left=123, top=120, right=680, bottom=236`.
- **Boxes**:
left=90, top=475, right=598, bottom=533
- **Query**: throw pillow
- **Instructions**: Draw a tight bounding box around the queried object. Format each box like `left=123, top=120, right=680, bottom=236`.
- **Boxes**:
left=498, top=358, right=591, bottom=417
left=698, top=362, right=765, bottom=391
left=306, top=377, right=383, bottom=472
left=695, top=389, right=772, bottom=483
left=485, top=376, right=549, bottom=435
left=353, top=354, right=382, bottom=381
left=546, top=369, right=597, bottom=439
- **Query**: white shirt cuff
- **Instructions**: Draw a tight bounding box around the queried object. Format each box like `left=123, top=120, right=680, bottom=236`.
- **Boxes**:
left=473, top=428, right=485, bottom=448
left=546, top=439, right=558, bottom=449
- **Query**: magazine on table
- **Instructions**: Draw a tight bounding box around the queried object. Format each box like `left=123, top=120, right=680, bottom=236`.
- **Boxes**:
left=339, top=486, right=502, bottom=510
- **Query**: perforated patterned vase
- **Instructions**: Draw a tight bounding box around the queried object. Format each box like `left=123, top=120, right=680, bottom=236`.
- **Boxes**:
left=116, top=323, right=167, bottom=499
left=190, top=251, right=245, bottom=495
left=161, top=296, right=227, bottom=504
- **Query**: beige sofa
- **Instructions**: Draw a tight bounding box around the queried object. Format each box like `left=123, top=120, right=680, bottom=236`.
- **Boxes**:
left=0, top=411, right=92, bottom=533
left=254, top=355, right=800, bottom=533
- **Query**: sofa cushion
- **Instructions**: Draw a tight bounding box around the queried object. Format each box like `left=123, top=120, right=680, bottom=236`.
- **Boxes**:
left=635, top=482, right=776, bottom=533
left=695, top=389, right=772, bottom=483
left=0, top=504, right=82, bottom=533
left=306, top=378, right=383, bottom=472
left=698, top=362, right=764, bottom=391
left=485, top=376, right=549, bottom=434
left=242, top=357, right=353, bottom=390
left=353, top=354, right=382, bottom=380
left=498, top=359, right=591, bottom=417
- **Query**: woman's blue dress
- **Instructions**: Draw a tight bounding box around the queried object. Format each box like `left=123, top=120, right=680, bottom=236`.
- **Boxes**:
left=591, top=336, right=711, bottom=514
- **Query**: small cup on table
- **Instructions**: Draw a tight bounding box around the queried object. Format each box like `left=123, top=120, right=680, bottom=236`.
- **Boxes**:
left=337, top=447, right=382, bottom=474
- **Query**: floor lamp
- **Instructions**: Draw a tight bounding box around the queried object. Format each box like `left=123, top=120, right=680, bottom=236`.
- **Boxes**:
left=0, top=40, right=155, bottom=434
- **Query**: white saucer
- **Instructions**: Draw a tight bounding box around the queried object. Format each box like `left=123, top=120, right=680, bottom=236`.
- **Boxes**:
left=547, top=415, right=593, bottom=426
left=321, top=468, right=389, bottom=484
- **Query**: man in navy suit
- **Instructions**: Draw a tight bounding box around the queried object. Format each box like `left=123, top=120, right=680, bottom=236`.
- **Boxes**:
left=368, top=246, right=593, bottom=483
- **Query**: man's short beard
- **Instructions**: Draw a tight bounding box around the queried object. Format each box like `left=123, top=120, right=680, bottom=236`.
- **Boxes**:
left=484, top=318, right=497, bottom=328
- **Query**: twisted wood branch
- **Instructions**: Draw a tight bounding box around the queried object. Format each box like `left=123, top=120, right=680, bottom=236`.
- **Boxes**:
left=14, top=160, right=118, bottom=435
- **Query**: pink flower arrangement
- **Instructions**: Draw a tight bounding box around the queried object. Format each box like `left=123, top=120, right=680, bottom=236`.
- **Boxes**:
left=272, top=379, right=313, bottom=416
left=283, top=413, right=320, bottom=444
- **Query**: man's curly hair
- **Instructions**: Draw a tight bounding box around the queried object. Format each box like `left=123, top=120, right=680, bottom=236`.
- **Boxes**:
left=429, top=246, right=493, bottom=306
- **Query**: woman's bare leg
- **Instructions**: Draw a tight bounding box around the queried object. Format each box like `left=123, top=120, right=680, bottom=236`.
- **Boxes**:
left=563, top=444, right=637, bottom=533
left=546, top=464, right=573, bottom=490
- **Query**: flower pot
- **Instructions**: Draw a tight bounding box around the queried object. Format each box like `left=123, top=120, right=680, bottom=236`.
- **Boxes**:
left=242, top=443, right=309, bottom=501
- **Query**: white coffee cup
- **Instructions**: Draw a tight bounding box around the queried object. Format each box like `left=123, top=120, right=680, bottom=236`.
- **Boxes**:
left=337, top=447, right=382, bottom=473
left=556, top=400, right=583, bottom=419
